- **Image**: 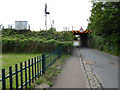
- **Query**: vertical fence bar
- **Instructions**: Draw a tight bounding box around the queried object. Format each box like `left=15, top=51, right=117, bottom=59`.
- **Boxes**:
left=20, top=63, right=23, bottom=90
left=60, top=47, right=62, bottom=58
left=28, top=59, right=31, bottom=86
left=37, top=56, right=39, bottom=78
left=15, top=64, right=18, bottom=90
left=42, top=53, right=45, bottom=74
left=39, top=56, right=41, bottom=76
left=2, top=69, right=6, bottom=90
left=34, top=57, right=36, bottom=80
left=58, top=48, right=60, bottom=58
left=25, top=61, right=27, bottom=89
left=32, top=58, right=34, bottom=83
left=9, top=66, right=12, bottom=90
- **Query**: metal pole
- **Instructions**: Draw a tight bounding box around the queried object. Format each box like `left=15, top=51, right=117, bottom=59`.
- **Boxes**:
left=45, top=14, right=47, bottom=30
left=45, top=4, right=47, bottom=30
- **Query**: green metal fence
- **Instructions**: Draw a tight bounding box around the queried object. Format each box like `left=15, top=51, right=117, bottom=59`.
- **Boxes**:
left=0, top=46, right=64, bottom=89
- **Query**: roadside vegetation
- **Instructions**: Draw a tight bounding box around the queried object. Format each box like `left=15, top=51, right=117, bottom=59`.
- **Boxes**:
left=1, top=28, right=74, bottom=53
left=1, top=28, right=74, bottom=72
left=87, top=1, right=120, bottom=56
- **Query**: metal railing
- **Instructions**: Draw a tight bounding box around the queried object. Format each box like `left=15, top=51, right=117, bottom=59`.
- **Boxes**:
left=0, top=46, right=64, bottom=89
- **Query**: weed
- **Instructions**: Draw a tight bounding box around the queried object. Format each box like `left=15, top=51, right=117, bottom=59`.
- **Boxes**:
left=36, top=78, right=45, bottom=85
left=57, top=70, right=61, bottom=74
left=27, top=84, right=35, bottom=88
left=46, top=81, right=54, bottom=86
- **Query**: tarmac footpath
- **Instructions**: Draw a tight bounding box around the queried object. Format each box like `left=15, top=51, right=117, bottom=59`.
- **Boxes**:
left=51, top=48, right=87, bottom=88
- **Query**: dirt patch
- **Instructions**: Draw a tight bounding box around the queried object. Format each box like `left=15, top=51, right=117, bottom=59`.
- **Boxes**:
left=108, top=62, right=118, bottom=66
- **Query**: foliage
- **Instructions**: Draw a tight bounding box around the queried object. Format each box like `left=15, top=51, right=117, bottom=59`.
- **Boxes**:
left=87, top=2, right=120, bottom=56
left=36, top=78, right=46, bottom=85
left=46, top=81, right=54, bottom=86
left=74, top=36, right=78, bottom=40
left=2, top=29, right=74, bottom=53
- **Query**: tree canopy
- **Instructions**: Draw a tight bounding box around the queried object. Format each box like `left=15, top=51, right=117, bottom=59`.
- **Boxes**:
left=87, top=1, right=120, bottom=55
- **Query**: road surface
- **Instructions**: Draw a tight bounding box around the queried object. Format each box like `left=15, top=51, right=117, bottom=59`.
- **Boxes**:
left=78, top=47, right=118, bottom=88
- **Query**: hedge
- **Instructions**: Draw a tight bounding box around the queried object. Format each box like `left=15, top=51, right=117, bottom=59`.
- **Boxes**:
left=2, top=38, right=73, bottom=53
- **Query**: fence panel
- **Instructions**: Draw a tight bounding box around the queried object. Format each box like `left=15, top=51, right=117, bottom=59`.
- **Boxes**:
left=1, top=46, right=64, bottom=89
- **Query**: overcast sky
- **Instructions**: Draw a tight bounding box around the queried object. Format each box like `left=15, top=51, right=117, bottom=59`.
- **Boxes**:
left=0, top=0, right=92, bottom=31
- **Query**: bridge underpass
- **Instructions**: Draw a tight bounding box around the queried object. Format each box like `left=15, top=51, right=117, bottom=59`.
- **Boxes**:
left=74, top=33, right=89, bottom=47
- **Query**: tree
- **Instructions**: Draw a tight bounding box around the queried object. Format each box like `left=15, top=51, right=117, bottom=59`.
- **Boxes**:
left=88, top=2, right=120, bottom=38
left=87, top=1, right=120, bottom=55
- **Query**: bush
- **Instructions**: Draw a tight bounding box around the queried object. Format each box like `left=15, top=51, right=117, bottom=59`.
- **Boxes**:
left=2, top=38, right=73, bottom=53
left=2, top=28, right=74, bottom=53
left=89, top=32, right=120, bottom=56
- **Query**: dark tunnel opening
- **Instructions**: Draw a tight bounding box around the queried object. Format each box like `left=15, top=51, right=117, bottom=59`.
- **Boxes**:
left=79, top=33, right=89, bottom=47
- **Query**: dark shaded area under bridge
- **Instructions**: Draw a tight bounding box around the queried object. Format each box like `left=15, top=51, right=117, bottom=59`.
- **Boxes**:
left=74, top=33, right=90, bottom=47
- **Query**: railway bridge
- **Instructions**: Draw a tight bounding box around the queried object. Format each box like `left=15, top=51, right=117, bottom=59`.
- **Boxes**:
left=72, top=27, right=91, bottom=47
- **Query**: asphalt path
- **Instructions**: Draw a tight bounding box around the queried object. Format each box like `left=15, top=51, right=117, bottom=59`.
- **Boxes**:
left=78, top=47, right=118, bottom=88
left=52, top=48, right=87, bottom=88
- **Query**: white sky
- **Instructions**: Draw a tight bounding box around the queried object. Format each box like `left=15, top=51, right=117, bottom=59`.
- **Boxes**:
left=0, top=0, right=92, bottom=31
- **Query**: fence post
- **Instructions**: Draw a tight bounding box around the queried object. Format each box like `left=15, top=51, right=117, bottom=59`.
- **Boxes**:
left=2, top=69, right=6, bottom=90
left=9, top=66, right=12, bottom=90
left=42, top=53, right=45, bottom=74
left=31, top=58, right=34, bottom=83
left=28, top=59, right=31, bottom=86
left=34, top=57, right=36, bottom=80
left=20, top=63, right=23, bottom=90
left=59, top=47, right=62, bottom=58
left=39, top=56, right=41, bottom=76
left=15, top=64, right=18, bottom=90
left=25, top=61, right=27, bottom=89
left=37, top=56, right=39, bottom=78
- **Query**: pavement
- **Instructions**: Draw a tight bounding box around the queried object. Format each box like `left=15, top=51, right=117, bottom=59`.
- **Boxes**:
left=78, top=47, right=118, bottom=88
left=52, top=48, right=87, bottom=88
